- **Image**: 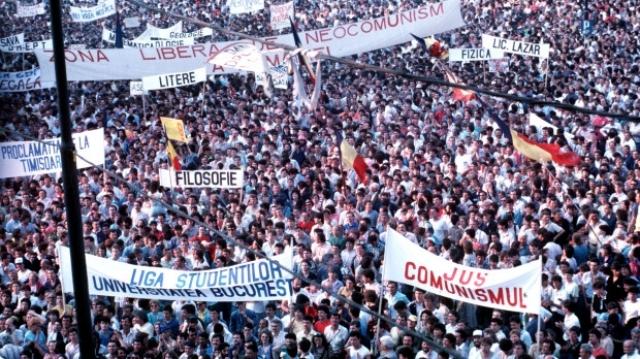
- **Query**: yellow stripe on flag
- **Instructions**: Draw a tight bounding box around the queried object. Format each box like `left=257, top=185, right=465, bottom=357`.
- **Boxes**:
left=340, top=140, right=358, bottom=169
left=511, top=130, right=553, bottom=163
left=161, top=117, right=188, bottom=143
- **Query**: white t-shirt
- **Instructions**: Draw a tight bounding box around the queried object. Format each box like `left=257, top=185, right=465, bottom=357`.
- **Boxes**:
left=346, top=345, right=370, bottom=359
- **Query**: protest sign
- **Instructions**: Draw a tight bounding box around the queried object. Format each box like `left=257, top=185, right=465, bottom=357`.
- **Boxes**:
left=383, top=229, right=541, bottom=314
left=102, top=28, right=194, bottom=48
left=269, top=64, right=288, bottom=89
left=2, top=39, right=51, bottom=53
left=0, top=68, right=55, bottom=93
left=123, top=16, right=140, bottom=28
left=134, top=21, right=183, bottom=41
left=69, top=0, right=116, bottom=23
left=448, top=48, right=503, bottom=62
left=35, top=0, right=465, bottom=82
left=15, top=2, right=46, bottom=17
left=159, top=169, right=244, bottom=189
left=229, top=0, right=264, bottom=14
left=129, top=81, right=146, bottom=96
left=208, top=42, right=269, bottom=74
left=0, top=33, right=24, bottom=50
left=0, top=128, right=105, bottom=179
left=142, top=67, right=206, bottom=91
left=59, top=246, right=294, bottom=301
left=482, top=34, right=550, bottom=59
left=168, top=28, right=213, bottom=39
left=270, top=1, right=294, bottom=30
left=160, top=117, right=188, bottom=143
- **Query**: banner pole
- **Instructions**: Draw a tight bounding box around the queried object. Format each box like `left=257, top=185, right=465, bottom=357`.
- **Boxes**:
left=373, top=284, right=385, bottom=356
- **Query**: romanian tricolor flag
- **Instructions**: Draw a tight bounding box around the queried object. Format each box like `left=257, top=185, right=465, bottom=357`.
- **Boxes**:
left=167, top=141, right=181, bottom=171
left=340, top=140, right=368, bottom=183
left=444, top=70, right=475, bottom=103
left=487, top=107, right=580, bottom=167
left=410, top=33, right=448, bottom=59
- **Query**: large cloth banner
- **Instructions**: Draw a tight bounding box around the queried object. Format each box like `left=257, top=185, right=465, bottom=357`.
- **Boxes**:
left=159, top=169, right=244, bottom=189
left=16, top=2, right=46, bottom=17
left=0, top=128, right=105, bottom=179
left=102, top=28, right=194, bottom=48
left=58, top=246, right=294, bottom=301
left=142, top=67, right=206, bottom=91
left=448, top=48, right=504, bottom=62
left=383, top=229, right=541, bottom=314
left=0, top=68, right=55, bottom=93
left=167, top=28, right=213, bottom=39
left=481, top=34, right=550, bottom=59
left=0, top=33, right=24, bottom=50
left=69, top=0, right=116, bottom=23
left=35, top=0, right=465, bottom=82
left=270, top=1, right=294, bottom=30
left=2, top=39, right=52, bottom=53
left=134, top=21, right=183, bottom=41
left=229, top=0, right=264, bottom=14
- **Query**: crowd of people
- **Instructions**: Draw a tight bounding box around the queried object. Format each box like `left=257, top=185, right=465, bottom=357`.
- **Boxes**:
left=3, top=0, right=640, bottom=358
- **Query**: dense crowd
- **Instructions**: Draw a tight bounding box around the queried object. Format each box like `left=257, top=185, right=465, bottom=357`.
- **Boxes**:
left=3, top=0, right=640, bottom=358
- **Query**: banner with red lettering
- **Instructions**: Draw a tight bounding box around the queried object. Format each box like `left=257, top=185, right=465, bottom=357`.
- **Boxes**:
left=34, top=0, right=464, bottom=83
left=383, top=229, right=541, bottom=314
left=270, top=1, right=294, bottom=30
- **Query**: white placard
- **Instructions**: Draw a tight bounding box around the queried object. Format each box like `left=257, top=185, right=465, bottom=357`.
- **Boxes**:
left=229, top=0, right=264, bottom=14
left=383, top=229, right=541, bottom=314
left=129, top=81, right=146, bottom=96
left=168, top=28, right=213, bottom=39
left=102, top=28, right=194, bottom=48
left=0, top=68, right=55, bottom=93
left=208, top=42, right=269, bottom=73
left=59, top=246, right=294, bottom=301
left=134, top=21, right=183, bottom=41
left=69, top=0, right=116, bottom=23
left=123, top=16, right=140, bottom=28
left=15, top=2, right=46, bottom=17
left=0, top=128, right=105, bottom=179
left=482, top=34, right=550, bottom=59
left=448, top=48, right=504, bottom=62
left=0, top=33, right=24, bottom=50
left=36, top=0, right=465, bottom=82
left=2, top=39, right=51, bottom=53
left=270, top=1, right=294, bottom=30
left=269, top=64, right=288, bottom=89
left=159, top=169, right=244, bottom=189
left=142, top=67, right=206, bottom=91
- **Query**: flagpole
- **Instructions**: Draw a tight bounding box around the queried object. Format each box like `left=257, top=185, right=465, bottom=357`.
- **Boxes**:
left=374, top=281, right=386, bottom=356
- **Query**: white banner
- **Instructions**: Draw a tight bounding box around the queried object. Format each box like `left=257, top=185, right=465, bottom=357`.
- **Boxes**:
left=134, top=21, right=183, bottom=41
left=209, top=42, right=269, bottom=73
left=36, top=0, right=465, bottom=82
left=0, top=128, right=105, bottom=179
left=129, top=81, right=146, bottom=96
left=481, top=34, right=550, bottom=59
left=269, top=64, right=288, bottom=89
left=0, top=33, right=24, bottom=50
left=270, top=1, right=294, bottom=30
left=383, top=229, right=541, bottom=314
left=15, top=2, right=46, bottom=17
left=448, top=48, right=504, bottom=62
left=69, top=0, right=116, bottom=23
left=159, top=169, right=244, bottom=188
left=123, top=16, right=140, bottom=28
left=229, top=0, right=264, bottom=14
left=59, top=246, right=294, bottom=301
left=142, top=67, right=206, bottom=91
left=0, top=68, right=55, bottom=93
left=102, top=28, right=194, bottom=48
left=2, top=39, right=52, bottom=53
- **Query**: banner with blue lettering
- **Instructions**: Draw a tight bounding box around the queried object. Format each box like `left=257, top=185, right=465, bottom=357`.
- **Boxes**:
left=58, top=246, right=294, bottom=302
left=0, top=128, right=104, bottom=179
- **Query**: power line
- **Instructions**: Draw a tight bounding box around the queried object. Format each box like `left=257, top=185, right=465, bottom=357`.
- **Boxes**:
left=123, top=0, right=640, bottom=121
left=0, top=129, right=466, bottom=359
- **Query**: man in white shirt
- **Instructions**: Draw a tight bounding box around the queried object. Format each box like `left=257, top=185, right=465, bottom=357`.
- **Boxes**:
left=324, top=312, right=348, bottom=355
left=345, top=331, right=370, bottom=359
left=622, top=339, right=640, bottom=359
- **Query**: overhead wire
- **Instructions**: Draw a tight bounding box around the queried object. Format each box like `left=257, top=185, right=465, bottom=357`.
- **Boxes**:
left=123, top=0, right=640, bottom=121
left=0, top=128, right=465, bottom=359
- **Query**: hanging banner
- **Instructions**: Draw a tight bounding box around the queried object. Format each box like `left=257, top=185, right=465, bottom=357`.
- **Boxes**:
left=269, top=64, right=288, bottom=89
left=69, top=0, right=116, bottom=23
left=270, top=1, right=294, bottom=30
left=2, top=39, right=52, bottom=53
left=229, top=0, right=264, bottom=14
left=15, top=2, right=46, bottom=17
left=168, top=28, right=213, bottom=39
left=102, top=28, right=195, bottom=48
left=35, top=0, right=465, bottom=82
left=208, top=42, right=269, bottom=73
left=0, top=68, right=55, bottom=93
left=0, top=33, right=24, bottom=50
left=124, top=16, right=140, bottom=28
left=0, top=128, right=105, bottom=179
left=159, top=168, right=244, bottom=189
left=59, top=246, right=294, bottom=301
left=129, top=81, right=146, bottom=96
left=134, top=21, right=183, bottom=41
left=481, top=34, right=550, bottom=59
left=142, top=67, right=206, bottom=91
left=383, top=229, right=541, bottom=314
left=448, top=48, right=504, bottom=62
